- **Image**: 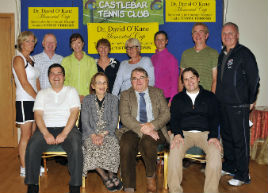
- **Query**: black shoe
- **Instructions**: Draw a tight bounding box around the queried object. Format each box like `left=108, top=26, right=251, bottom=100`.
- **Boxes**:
left=69, top=185, right=80, bottom=193
left=27, top=184, right=39, bottom=193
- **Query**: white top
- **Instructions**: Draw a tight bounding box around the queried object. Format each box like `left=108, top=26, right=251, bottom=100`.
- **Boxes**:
left=33, top=86, right=80, bottom=127
left=12, top=51, right=39, bottom=101
left=112, top=57, right=155, bottom=97
left=186, top=90, right=199, bottom=105
left=34, top=51, right=63, bottom=89
left=135, top=88, right=154, bottom=122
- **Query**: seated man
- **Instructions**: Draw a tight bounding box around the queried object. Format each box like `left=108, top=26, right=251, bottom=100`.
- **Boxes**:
left=168, top=67, right=222, bottom=193
left=25, top=63, right=82, bottom=193
left=119, top=67, right=170, bottom=193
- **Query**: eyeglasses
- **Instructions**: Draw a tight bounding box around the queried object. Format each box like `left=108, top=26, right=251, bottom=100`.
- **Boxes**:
left=95, top=81, right=108, bottom=85
left=126, top=46, right=139, bottom=51
left=131, top=76, right=147, bottom=81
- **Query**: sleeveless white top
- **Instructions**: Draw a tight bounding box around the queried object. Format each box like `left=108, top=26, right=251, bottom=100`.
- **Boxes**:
left=12, top=51, right=39, bottom=101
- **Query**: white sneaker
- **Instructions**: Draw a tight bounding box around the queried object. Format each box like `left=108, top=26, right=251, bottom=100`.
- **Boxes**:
left=20, top=167, right=25, bottom=177
left=40, top=166, right=46, bottom=173
left=228, top=178, right=251, bottom=186
left=40, top=166, right=48, bottom=176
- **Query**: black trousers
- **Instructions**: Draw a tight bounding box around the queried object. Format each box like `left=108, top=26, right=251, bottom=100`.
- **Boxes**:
left=219, top=104, right=250, bottom=182
left=25, top=127, right=83, bottom=186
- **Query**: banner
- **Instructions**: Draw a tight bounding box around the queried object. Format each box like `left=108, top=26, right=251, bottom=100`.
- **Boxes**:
left=28, top=7, right=79, bottom=29
left=83, top=0, right=164, bottom=24
left=87, top=23, right=158, bottom=54
left=166, top=0, right=216, bottom=22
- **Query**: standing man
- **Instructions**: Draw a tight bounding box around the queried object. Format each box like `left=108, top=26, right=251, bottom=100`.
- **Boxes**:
left=25, top=64, right=82, bottom=193
left=34, top=33, right=63, bottom=89
left=119, top=67, right=170, bottom=193
left=179, top=22, right=218, bottom=93
left=168, top=67, right=222, bottom=193
left=216, top=22, right=260, bottom=186
left=151, top=31, right=178, bottom=107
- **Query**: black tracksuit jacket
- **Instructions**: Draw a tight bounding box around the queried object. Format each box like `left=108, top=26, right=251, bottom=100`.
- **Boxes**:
left=216, top=43, right=260, bottom=105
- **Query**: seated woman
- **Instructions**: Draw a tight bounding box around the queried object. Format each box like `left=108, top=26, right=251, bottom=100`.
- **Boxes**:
left=112, top=38, right=155, bottom=97
left=95, top=38, right=120, bottom=92
left=81, top=72, right=122, bottom=191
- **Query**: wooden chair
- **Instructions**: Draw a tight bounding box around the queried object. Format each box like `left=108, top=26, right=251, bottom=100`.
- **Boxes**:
left=41, top=145, right=86, bottom=188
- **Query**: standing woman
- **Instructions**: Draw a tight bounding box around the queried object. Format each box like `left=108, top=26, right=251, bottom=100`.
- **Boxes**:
left=12, top=31, right=40, bottom=177
left=61, top=33, right=97, bottom=103
left=112, top=38, right=155, bottom=97
left=95, top=38, right=120, bottom=92
left=82, top=72, right=122, bottom=191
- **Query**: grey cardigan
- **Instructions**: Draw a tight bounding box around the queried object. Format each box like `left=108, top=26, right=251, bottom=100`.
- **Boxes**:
left=81, top=93, right=119, bottom=140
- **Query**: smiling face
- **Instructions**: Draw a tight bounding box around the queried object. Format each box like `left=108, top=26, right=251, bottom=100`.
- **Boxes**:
left=222, top=24, right=239, bottom=50
left=126, top=43, right=140, bottom=58
left=91, top=75, right=108, bottom=96
left=182, top=71, right=200, bottom=93
left=49, top=67, right=65, bottom=90
left=42, top=34, right=57, bottom=54
left=131, top=71, right=149, bottom=92
left=154, top=33, right=168, bottom=51
left=97, top=44, right=110, bottom=58
left=21, top=35, right=35, bottom=53
left=71, top=37, right=84, bottom=53
left=192, top=25, right=209, bottom=45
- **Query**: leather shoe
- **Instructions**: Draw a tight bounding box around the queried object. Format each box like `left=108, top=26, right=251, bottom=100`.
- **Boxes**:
left=146, top=176, right=156, bottom=193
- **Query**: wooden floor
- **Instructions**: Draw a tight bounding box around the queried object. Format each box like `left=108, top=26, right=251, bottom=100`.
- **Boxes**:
left=0, top=147, right=267, bottom=193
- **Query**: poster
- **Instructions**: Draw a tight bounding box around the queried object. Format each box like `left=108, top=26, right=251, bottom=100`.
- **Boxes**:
left=83, top=0, right=164, bottom=24
left=28, top=7, right=79, bottom=29
left=87, top=23, right=158, bottom=53
left=166, top=0, right=216, bottom=22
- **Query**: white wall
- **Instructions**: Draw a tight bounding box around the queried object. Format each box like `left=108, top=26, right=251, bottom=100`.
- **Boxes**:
left=224, top=0, right=268, bottom=106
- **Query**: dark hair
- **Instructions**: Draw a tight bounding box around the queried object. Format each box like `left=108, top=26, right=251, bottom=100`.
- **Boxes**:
left=181, top=67, right=199, bottom=83
left=154, top=30, right=168, bottom=40
left=69, top=33, right=84, bottom=48
left=131, top=67, right=148, bottom=79
left=89, top=72, right=109, bottom=94
left=96, top=38, right=111, bottom=51
left=48, top=63, right=65, bottom=77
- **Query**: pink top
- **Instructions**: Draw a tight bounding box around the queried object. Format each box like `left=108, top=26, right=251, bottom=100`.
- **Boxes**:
left=151, top=48, right=179, bottom=102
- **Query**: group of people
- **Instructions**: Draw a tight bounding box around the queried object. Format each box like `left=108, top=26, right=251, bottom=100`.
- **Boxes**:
left=12, top=21, right=259, bottom=193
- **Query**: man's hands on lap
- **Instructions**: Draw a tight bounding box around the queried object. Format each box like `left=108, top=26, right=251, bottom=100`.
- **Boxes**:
left=140, top=123, right=159, bottom=141
left=44, top=132, right=56, bottom=145
left=170, top=134, right=184, bottom=149
left=208, top=138, right=222, bottom=151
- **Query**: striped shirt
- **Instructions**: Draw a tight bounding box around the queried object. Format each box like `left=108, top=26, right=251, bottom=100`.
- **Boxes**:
left=34, top=51, right=63, bottom=89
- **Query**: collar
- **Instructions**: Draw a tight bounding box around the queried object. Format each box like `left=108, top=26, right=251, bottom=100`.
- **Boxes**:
left=155, top=47, right=168, bottom=54
left=183, top=85, right=204, bottom=94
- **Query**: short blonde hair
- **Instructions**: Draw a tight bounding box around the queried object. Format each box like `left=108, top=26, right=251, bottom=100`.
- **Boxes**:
left=17, top=31, right=37, bottom=52
left=125, top=38, right=141, bottom=52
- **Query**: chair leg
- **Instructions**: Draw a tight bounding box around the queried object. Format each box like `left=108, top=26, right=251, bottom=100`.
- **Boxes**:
left=82, top=176, right=86, bottom=188
left=43, top=158, right=48, bottom=176
left=163, top=151, right=168, bottom=190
